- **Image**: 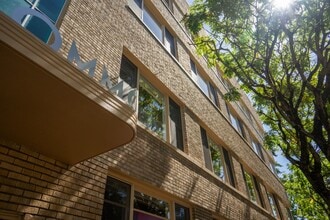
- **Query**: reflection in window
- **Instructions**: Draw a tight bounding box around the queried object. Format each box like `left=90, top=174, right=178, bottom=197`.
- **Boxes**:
left=190, top=59, right=219, bottom=107
left=200, top=127, right=213, bottom=171
left=138, top=77, right=165, bottom=139
left=102, top=177, right=131, bottom=220
left=165, top=28, right=176, bottom=56
left=143, top=7, right=162, bottom=41
left=175, top=203, right=190, bottom=220
left=0, top=0, right=66, bottom=43
left=243, top=170, right=257, bottom=203
left=134, top=191, right=170, bottom=219
left=268, top=193, right=281, bottom=219
left=209, top=140, right=225, bottom=180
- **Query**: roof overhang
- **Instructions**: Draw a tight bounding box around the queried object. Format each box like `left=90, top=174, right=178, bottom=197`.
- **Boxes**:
left=0, top=14, right=137, bottom=165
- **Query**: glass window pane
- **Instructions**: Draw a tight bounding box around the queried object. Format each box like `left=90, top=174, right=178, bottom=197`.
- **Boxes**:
left=138, top=78, right=165, bottom=139
left=209, top=140, right=225, bottom=180
left=134, top=191, right=170, bottom=219
left=169, top=98, right=183, bottom=150
left=200, top=127, right=213, bottom=171
left=209, top=84, right=219, bottom=106
left=102, top=177, right=131, bottom=220
left=164, top=28, right=175, bottom=56
left=268, top=193, right=279, bottom=218
left=134, top=0, right=142, bottom=8
left=0, top=0, right=31, bottom=17
left=223, top=149, right=235, bottom=187
left=102, top=202, right=127, bottom=220
left=25, top=16, right=52, bottom=42
left=103, top=177, right=131, bottom=205
left=120, top=56, right=138, bottom=89
left=36, top=0, right=65, bottom=22
left=143, top=7, right=162, bottom=41
left=197, top=74, right=209, bottom=96
left=175, top=203, right=190, bottom=220
left=244, top=171, right=257, bottom=203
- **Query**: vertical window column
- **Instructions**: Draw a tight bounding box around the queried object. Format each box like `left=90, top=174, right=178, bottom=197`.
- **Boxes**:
left=102, top=177, right=131, bottom=220
left=169, top=98, right=184, bottom=150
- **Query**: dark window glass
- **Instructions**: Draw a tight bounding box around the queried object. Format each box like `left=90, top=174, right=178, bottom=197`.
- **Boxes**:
left=209, top=83, right=219, bottom=107
left=223, top=148, right=235, bottom=187
left=164, top=28, right=176, bottom=56
left=134, top=191, right=170, bottom=219
left=169, top=98, right=183, bottom=150
left=138, top=77, right=165, bottom=139
left=253, top=176, right=265, bottom=207
left=257, top=143, right=265, bottom=161
left=25, top=16, right=53, bottom=42
left=200, top=127, right=212, bottom=171
left=120, top=56, right=138, bottom=88
left=35, top=0, right=65, bottom=22
left=102, top=177, right=131, bottom=220
left=175, top=203, right=190, bottom=220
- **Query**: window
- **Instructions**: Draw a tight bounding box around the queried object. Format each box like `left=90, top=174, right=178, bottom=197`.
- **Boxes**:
left=267, top=193, right=282, bottom=219
left=163, top=0, right=173, bottom=12
left=201, top=127, right=236, bottom=186
left=102, top=177, right=131, bottom=220
left=243, top=169, right=258, bottom=203
left=1, top=0, right=66, bottom=43
left=120, top=56, right=138, bottom=89
left=200, top=127, right=213, bottom=171
left=169, top=98, right=184, bottom=150
left=228, top=109, right=246, bottom=138
left=120, top=57, right=183, bottom=149
left=190, top=59, right=219, bottom=107
left=103, top=177, right=191, bottom=220
left=134, top=191, right=170, bottom=220
left=223, top=148, right=235, bottom=187
left=138, top=77, right=166, bottom=139
left=175, top=203, right=190, bottom=220
left=143, top=7, right=162, bottom=41
left=130, top=0, right=176, bottom=57
left=209, top=139, right=226, bottom=181
left=251, top=140, right=265, bottom=160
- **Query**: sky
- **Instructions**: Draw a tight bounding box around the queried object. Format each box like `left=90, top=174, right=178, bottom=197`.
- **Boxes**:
left=187, top=0, right=194, bottom=5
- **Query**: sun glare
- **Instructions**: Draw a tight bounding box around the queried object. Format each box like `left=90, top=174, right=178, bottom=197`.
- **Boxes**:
left=272, top=0, right=294, bottom=10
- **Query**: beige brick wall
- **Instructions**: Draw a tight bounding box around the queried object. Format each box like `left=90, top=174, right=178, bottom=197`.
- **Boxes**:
left=0, top=140, right=106, bottom=220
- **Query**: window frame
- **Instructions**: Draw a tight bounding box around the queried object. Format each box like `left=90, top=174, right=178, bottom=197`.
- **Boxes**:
left=200, top=127, right=236, bottom=187
left=102, top=176, right=192, bottom=220
left=130, top=0, right=177, bottom=58
left=120, top=56, right=184, bottom=150
left=190, top=59, right=219, bottom=107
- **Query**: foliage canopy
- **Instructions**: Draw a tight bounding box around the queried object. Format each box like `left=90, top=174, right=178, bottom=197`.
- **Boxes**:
left=184, top=0, right=330, bottom=214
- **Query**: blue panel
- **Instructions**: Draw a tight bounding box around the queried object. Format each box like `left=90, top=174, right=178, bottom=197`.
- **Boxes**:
left=36, top=0, right=65, bottom=22
left=0, top=0, right=30, bottom=17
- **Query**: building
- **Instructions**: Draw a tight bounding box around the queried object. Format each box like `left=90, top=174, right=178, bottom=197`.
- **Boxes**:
left=0, top=0, right=290, bottom=219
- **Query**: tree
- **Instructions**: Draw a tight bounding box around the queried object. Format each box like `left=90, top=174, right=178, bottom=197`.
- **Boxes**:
left=282, top=165, right=329, bottom=219
left=184, top=0, right=330, bottom=212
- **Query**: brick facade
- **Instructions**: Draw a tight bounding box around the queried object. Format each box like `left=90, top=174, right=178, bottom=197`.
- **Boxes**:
left=0, top=0, right=290, bottom=219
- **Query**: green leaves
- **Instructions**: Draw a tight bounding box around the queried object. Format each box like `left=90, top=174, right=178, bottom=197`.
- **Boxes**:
left=185, top=0, right=330, bottom=213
